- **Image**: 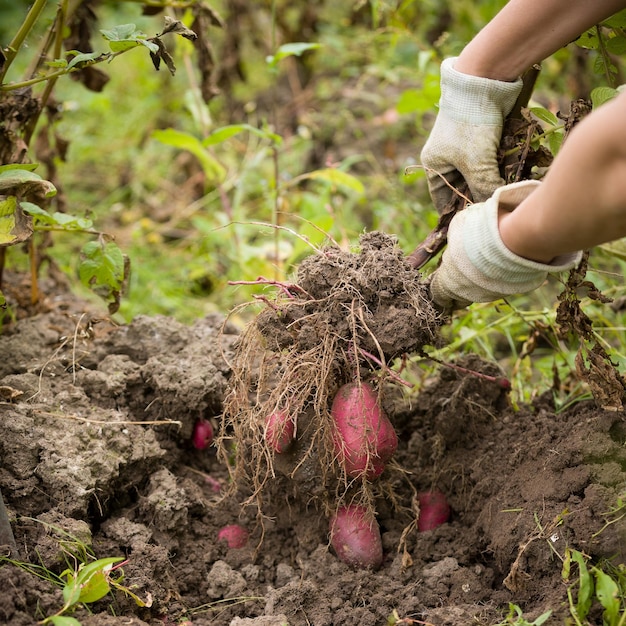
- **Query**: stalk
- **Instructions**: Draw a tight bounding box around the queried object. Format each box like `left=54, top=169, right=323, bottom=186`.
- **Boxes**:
left=0, top=0, right=49, bottom=85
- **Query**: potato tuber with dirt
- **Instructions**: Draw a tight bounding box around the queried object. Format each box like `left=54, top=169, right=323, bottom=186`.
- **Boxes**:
left=220, top=232, right=443, bottom=547
left=264, top=410, right=296, bottom=454
left=217, top=524, right=249, bottom=549
left=417, top=490, right=451, bottom=532
left=331, top=381, right=398, bottom=480
left=329, top=504, right=384, bottom=570
left=191, top=418, right=214, bottom=450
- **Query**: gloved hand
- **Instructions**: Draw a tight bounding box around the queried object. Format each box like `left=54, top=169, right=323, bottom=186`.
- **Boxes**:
left=420, top=57, right=524, bottom=212
left=429, top=180, right=583, bottom=311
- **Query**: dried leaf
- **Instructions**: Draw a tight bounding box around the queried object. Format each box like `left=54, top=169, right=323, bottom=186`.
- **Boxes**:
left=149, top=37, right=176, bottom=75
left=69, top=65, right=110, bottom=92
left=65, top=1, right=97, bottom=53
left=0, top=196, right=34, bottom=247
left=160, top=16, right=198, bottom=41
left=575, top=344, right=625, bottom=411
left=555, top=251, right=624, bottom=409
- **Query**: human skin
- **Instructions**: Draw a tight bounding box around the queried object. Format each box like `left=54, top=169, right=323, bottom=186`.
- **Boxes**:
left=498, top=90, right=626, bottom=263
left=455, top=0, right=626, bottom=81
left=452, top=0, right=626, bottom=263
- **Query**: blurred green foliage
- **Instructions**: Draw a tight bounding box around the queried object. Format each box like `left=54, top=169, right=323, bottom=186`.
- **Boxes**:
left=2, top=0, right=626, bottom=403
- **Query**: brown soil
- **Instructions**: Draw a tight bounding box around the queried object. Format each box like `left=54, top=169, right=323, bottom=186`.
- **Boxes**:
left=1, top=250, right=625, bottom=626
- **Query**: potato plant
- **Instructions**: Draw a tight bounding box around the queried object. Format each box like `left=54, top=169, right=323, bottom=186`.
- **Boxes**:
left=0, top=0, right=215, bottom=312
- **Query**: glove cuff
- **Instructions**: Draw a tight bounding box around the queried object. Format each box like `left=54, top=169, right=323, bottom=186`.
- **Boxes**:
left=439, top=57, right=523, bottom=124
left=464, top=180, right=583, bottom=283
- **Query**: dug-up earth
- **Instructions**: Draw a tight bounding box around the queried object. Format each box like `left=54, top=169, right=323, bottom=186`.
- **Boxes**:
left=1, top=262, right=626, bottom=626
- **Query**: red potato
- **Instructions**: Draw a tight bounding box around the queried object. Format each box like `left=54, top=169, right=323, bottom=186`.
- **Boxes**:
left=204, top=475, right=222, bottom=493
left=264, top=410, right=296, bottom=454
left=331, top=382, right=398, bottom=479
left=417, top=490, right=451, bottom=531
left=191, top=418, right=214, bottom=450
left=329, top=504, right=383, bottom=570
left=217, top=524, right=249, bottom=548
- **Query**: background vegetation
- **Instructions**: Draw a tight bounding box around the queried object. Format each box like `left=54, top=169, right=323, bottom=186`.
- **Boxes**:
left=2, top=0, right=626, bottom=407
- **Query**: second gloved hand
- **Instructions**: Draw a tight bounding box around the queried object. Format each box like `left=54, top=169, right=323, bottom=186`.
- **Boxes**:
left=429, top=180, right=583, bottom=311
left=420, top=57, right=523, bottom=212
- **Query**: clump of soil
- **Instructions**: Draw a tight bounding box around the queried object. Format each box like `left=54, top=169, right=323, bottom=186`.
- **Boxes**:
left=221, top=232, right=442, bottom=517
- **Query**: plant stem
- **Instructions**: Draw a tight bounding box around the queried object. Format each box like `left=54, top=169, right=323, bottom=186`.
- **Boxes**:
left=427, top=355, right=511, bottom=389
left=1, top=47, right=128, bottom=93
left=0, top=66, right=75, bottom=92
left=0, top=248, right=5, bottom=288
left=269, top=0, right=281, bottom=279
left=29, top=236, right=39, bottom=305
left=0, top=0, right=49, bottom=85
left=23, top=0, right=68, bottom=146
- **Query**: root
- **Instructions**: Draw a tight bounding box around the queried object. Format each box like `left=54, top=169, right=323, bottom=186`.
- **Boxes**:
left=218, top=232, right=443, bottom=519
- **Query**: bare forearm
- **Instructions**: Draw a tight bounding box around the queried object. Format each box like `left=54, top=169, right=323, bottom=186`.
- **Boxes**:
left=499, top=91, right=626, bottom=262
left=456, top=0, right=626, bottom=80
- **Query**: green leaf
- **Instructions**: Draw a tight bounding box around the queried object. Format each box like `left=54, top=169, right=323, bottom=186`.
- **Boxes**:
left=75, top=557, right=124, bottom=584
left=0, top=289, right=6, bottom=309
left=22, top=203, right=93, bottom=230
left=102, top=37, right=141, bottom=53
left=604, top=8, right=626, bottom=29
left=60, top=557, right=126, bottom=607
left=529, top=106, right=560, bottom=128
left=593, top=54, right=617, bottom=78
left=62, top=576, right=82, bottom=607
left=21, top=201, right=53, bottom=222
left=576, top=29, right=599, bottom=49
left=202, top=123, right=282, bottom=147
left=79, top=241, right=125, bottom=290
left=79, top=241, right=127, bottom=312
left=101, top=23, right=138, bottom=40
left=571, top=550, right=594, bottom=620
left=562, top=548, right=572, bottom=580
left=266, top=42, right=321, bottom=69
left=532, top=610, right=553, bottom=625
left=77, top=569, right=111, bottom=604
left=0, top=169, right=56, bottom=197
left=593, top=568, right=620, bottom=624
left=606, top=35, right=626, bottom=55
left=591, top=86, right=619, bottom=109
left=396, top=77, right=440, bottom=115
left=48, top=616, right=82, bottom=626
left=548, top=130, right=563, bottom=156
left=49, top=212, right=93, bottom=230
left=152, top=128, right=226, bottom=182
left=0, top=163, right=38, bottom=174
left=67, top=51, right=106, bottom=70
left=305, top=168, right=365, bottom=195
left=100, top=24, right=158, bottom=54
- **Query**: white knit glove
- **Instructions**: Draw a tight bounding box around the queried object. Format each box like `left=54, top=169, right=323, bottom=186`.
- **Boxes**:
left=420, top=57, right=523, bottom=212
left=430, top=181, right=583, bottom=310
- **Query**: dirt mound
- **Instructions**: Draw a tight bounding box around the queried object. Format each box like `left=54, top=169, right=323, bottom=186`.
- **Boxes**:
left=0, top=272, right=625, bottom=625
